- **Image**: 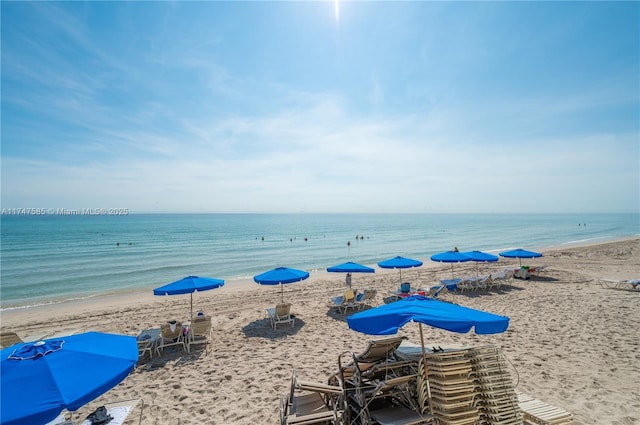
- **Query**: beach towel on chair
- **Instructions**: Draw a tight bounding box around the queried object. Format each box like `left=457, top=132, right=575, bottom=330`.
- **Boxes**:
left=86, top=406, right=113, bottom=425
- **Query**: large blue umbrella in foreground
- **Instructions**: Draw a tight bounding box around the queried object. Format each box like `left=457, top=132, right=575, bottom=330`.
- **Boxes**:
left=348, top=295, right=509, bottom=415
left=254, top=267, right=310, bottom=303
left=430, top=251, right=472, bottom=278
left=1, top=332, right=138, bottom=425
left=154, top=275, right=225, bottom=318
left=461, top=251, right=499, bottom=279
left=377, top=256, right=423, bottom=284
left=327, top=261, right=375, bottom=288
left=499, top=248, right=542, bottom=266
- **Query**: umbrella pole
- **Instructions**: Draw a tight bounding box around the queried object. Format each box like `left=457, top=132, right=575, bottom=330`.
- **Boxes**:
left=280, top=282, right=284, bottom=304
left=450, top=264, right=454, bottom=279
left=190, top=293, right=193, bottom=319
left=418, top=324, right=433, bottom=415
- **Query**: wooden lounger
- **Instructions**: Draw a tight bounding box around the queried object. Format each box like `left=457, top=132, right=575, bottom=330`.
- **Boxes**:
left=516, top=391, right=573, bottom=424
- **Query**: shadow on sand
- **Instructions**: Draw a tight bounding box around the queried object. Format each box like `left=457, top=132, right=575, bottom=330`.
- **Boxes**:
left=241, top=316, right=305, bottom=340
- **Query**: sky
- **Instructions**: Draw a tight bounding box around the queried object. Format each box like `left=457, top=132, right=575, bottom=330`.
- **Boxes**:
left=1, top=1, right=638, bottom=214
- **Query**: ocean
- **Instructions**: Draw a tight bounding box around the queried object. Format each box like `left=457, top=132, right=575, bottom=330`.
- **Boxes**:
left=1, top=213, right=637, bottom=309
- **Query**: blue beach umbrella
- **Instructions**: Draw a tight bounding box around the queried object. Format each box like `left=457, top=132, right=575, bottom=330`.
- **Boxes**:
left=430, top=251, right=472, bottom=278
left=1, top=332, right=138, bottom=425
left=327, top=261, right=375, bottom=288
left=377, top=256, right=423, bottom=284
left=499, top=248, right=542, bottom=266
left=154, top=275, right=225, bottom=318
left=347, top=295, right=510, bottom=336
left=461, top=250, right=499, bottom=279
left=254, top=266, right=310, bottom=303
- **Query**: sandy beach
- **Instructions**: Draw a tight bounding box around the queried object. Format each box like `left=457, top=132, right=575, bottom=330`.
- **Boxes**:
left=2, top=238, right=639, bottom=425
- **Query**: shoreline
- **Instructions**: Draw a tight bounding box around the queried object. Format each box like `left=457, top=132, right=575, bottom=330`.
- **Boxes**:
left=1, top=234, right=636, bottom=316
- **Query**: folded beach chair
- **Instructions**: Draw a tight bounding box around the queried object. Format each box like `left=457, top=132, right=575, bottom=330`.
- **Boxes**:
left=354, top=373, right=435, bottom=425
left=187, top=315, right=213, bottom=353
left=0, top=331, right=23, bottom=348
left=156, top=320, right=185, bottom=355
left=280, top=370, right=341, bottom=425
left=266, top=303, right=295, bottom=330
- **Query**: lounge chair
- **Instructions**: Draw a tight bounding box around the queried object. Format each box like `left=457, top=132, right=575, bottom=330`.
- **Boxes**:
left=328, top=295, right=347, bottom=311
left=354, top=374, right=435, bottom=425
left=355, top=336, right=407, bottom=363
left=266, top=303, right=295, bottom=330
left=137, top=340, right=153, bottom=360
left=598, top=278, right=640, bottom=291
left=155, top=320, right=185, bottom=355
left=528, top=265, right=547, bottom=279
left=426, top=285, right=448, bottom=299
left=355, top=289, right=378, bottom=308
left=329, top=289, right=358, bottom=313
left=137, top=328, right=160, bottom=360
left=0, top=331, right=23, bottom=348
left=280, top=370, right=341, bottom=425
left=456, top=276, right=480, bottom=292
left=342, top=289, right=358, bottom=312
left=330, top=336, right=408, bottom=386
left=187, top=315, right=212, bottom=353
left=516, top=391, right=573, bottom=424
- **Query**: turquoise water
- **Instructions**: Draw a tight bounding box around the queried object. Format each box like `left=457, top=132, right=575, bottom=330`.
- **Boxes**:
left=1, top=213, right=637, bottom=309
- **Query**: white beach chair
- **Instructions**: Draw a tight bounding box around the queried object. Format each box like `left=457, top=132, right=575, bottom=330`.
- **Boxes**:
left=187, top=315, right=212, bottom=353
left=156, top=321, right=186, bottom=355
left=266, top=303, right=295, bottom=330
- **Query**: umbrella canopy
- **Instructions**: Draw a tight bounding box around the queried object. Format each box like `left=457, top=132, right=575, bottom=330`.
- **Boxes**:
left=499, top=248, right=542, bottom=266
left=377, top=256, right=423, bottom=284
left=154, top=275, right=224, bottom=318
left=254, top=267, right=310, bottom=303
left=347, top=295, right=510, bottom=336
left=461, top=251, right=499, bottom=278
left=430, top=251, right=472, bottom=278
left=327, top=261, right=375, bottom=288
left=1, top=332, right=138, bottom=425
left=327, top=261, right=375, bottom=274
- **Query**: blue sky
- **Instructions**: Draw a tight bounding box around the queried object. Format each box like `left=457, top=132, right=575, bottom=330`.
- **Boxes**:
left=2, top=1, right=638, bottom=213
